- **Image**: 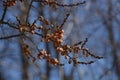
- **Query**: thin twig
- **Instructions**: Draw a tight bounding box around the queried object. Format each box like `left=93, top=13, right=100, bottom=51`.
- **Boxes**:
left=83, top=48, right=103, bottom=59
left=81, top=38, right=88, bottom=48
left=0, top=21, right=44, bottom=37
left=34, top=32, right=44, bottom=37
left=26, top=0, right=34, bottom=24
left=77, top=60, right=96, bottom=65
left=33, top=0, right=86, bottom=7
left=73, top=41, right=83, bottom=46
left=0, top=34, right=23, bottom=40
left=0, top=21, right=18, bottom=29
left=59, top=13, right=70, bottom=29
left=1, top=6, right=7, bottom=21
left=56, top=1, right=86, bottom=7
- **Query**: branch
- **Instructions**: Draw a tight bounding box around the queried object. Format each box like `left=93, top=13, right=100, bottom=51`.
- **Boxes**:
left=35, top=32, right=44, bottom=37
left=73, top=41, right=82, bottom=46
left=26, top=0, right=34, bottom=24
left=77, top=60, right=96, bottom=65
left=0, top=34, right=23, bottom=40
left=0, top=21, right=44, bottom=37
left=0, top=21, right=18, bottom=29
left=56, top=1, right=86, bottom=7
left=81, top=38, right=88, bottom=48
left=33, top=0, right=86, bottom=7
left=1, top=6, right=7, bottom=21
left=59, top=13, right=70, bottom=29
left=83, top=48, right=104, bottom=59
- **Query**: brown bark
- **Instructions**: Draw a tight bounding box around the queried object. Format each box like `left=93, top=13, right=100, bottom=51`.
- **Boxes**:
left=103, top=1, right=120, bottom=80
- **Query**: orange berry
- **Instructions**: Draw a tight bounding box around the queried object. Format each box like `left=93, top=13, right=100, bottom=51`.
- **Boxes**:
left=44, top=20, right=50, bottom=25
left=31, top=30, right=35, bottom=34
left=57, top=47, right=64, bottom=52
left=39, top=16, right=44, bottom=21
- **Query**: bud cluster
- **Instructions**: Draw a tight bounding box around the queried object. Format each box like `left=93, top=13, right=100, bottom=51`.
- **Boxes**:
left=16, top=17, right=37, bottom=34
left=30, top=22, right=37, bottom=34
left=37, top=49, right=59, bottom=66
left=18, top=24, right=28, bottom=33
left=1, top=0, right=103, bottom=67
left=45, top=29, right=64, bottom=47
left=3, top=0, right=16, bottom=7
left=22, top=45, right=31, bottom=59
left=16, top=15, right=103, bottom=66
left=39, top=0, right=57, bottom=9
left=39, top=16, right=50, bottom=25
left=18, top=23, right=37, bottom=34
left=37, top=17, right=99, bottom=65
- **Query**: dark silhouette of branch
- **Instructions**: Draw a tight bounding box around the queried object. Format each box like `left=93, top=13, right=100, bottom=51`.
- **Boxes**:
left=59, top=13, right=70, bottom=29
left=56, top=1, right=86, bottom=7
left=0, top=34, right=23, bottom=40
left=82, top=48, right=103, bottom=59
left=73, top=41, right=82, bottom=46
left=77, top=60, right=96, bottom=65
left=0, top=21, right=18, bottom=29
left=81, top=38, right=88, bottom=48
left=1, top=6, right=7, bottom=21
left=26, top=0, right=34, bottom=24
left=33, top=0, right=86, bottom=7
left=0, top=21, right=44, bottom=37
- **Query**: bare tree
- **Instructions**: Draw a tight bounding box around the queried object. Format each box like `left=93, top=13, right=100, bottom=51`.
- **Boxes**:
left=0, top=0, right=104, bottom=80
